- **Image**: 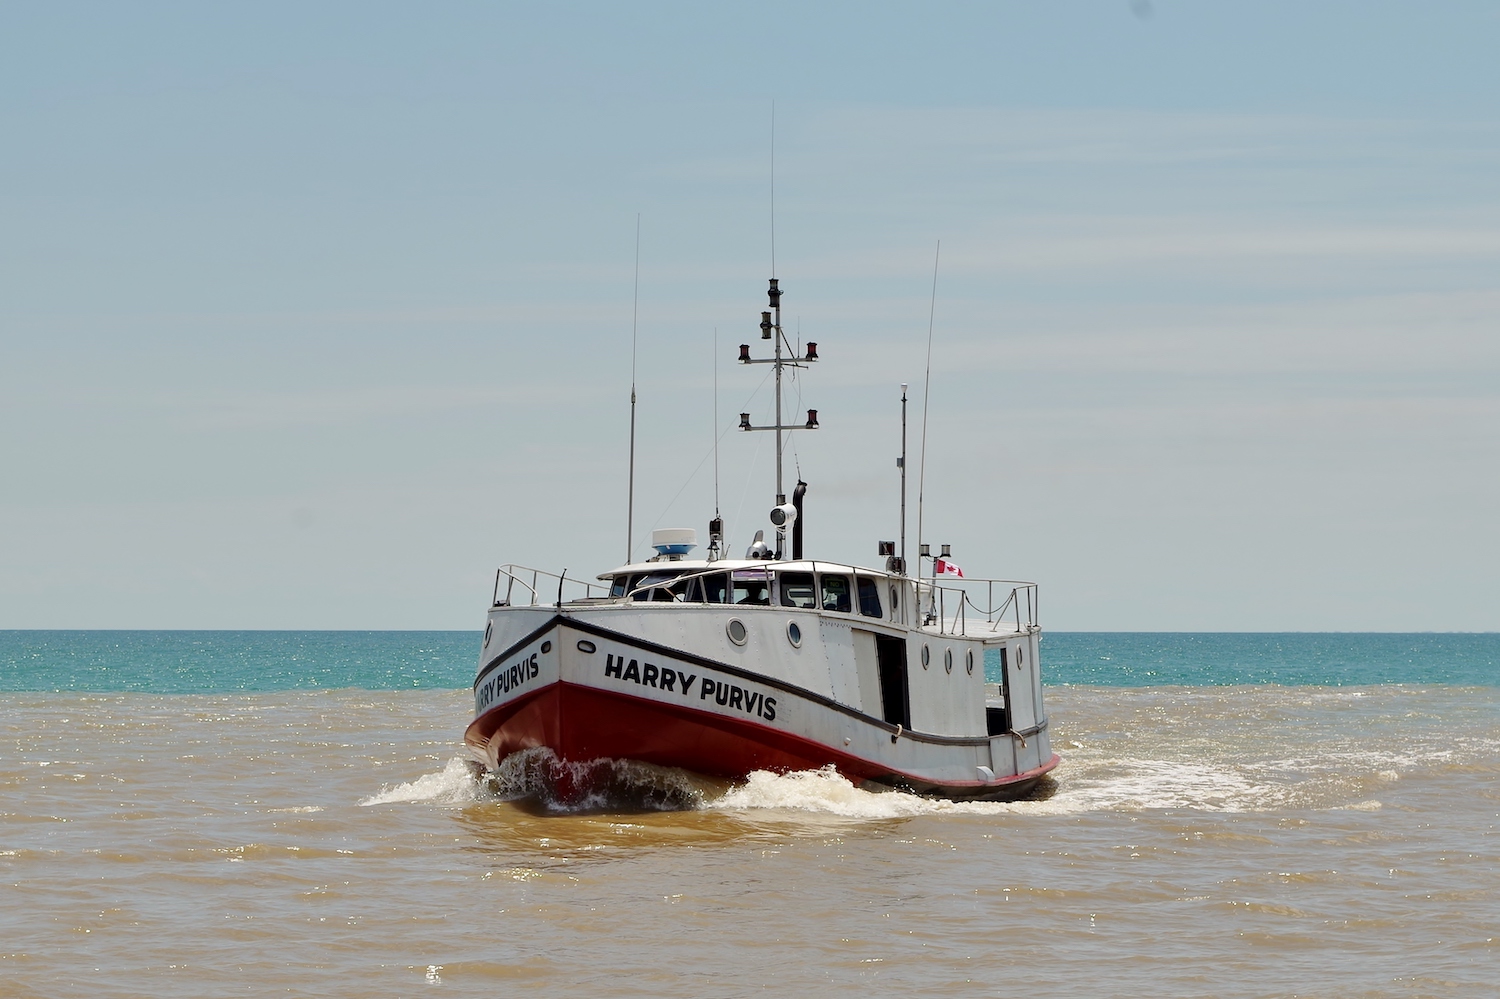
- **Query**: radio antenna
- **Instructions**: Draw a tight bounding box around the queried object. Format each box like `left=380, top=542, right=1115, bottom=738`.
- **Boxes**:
left=713, top=328, right=721, bottom=518
left=916, top=239, right=940, bottom=582
left=770, top=100, right=776, bottom=278
left=626, top=214, right=641, bottom=563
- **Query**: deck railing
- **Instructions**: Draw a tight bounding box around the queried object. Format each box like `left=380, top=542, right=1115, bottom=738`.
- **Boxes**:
left=920, top=577, right=1038, bottom=636
left=492, top=564, right=610, bottom=607
left=490, top=560, right=1037, bottom=634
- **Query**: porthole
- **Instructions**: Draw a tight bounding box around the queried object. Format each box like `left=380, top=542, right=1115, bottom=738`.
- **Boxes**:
left=576, top=640, right=597, bottom=654
left=727, top=618, right=748, bottom=646
left=540, top=641, right=552, bottom=654
left=944, top=648, right=953, bottom=674
left=890, top=586, right=899, bottom=613
left=786, top=621, right=802, bottom=648
left=966, top=649, right=974, bottom=675
left=483, top=621, right=493, bottom=648
left=921, top=644, right=930, bottom=668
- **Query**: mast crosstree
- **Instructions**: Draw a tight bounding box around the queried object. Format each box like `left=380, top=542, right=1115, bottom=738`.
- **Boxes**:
left=737, top=278, right=819, bottom=558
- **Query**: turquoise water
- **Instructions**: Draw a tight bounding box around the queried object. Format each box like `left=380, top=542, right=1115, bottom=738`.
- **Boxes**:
left=1034, top=631, right=1499, bottom=687
left=2, top=630, right=1495, bottom=691
left=0, top=631, right=478, bottom=692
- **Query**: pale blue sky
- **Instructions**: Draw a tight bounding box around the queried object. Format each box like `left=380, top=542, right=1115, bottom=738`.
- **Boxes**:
left=2, top=3, right=1497, bottom=629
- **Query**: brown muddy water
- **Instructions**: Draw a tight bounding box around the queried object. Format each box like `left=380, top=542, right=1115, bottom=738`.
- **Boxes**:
left=2, top=685, right=1495, bottom=998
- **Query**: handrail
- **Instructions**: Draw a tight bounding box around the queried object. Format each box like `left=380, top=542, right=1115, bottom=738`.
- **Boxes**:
left=492, top=560, right=1038, bottom=630
left=492, top=564, right=610, bottom=607
left=917, top=576, right=1039, bottom=635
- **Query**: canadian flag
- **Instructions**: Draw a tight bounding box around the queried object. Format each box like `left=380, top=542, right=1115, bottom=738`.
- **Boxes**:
left=933, top=558, right=963, bottom=578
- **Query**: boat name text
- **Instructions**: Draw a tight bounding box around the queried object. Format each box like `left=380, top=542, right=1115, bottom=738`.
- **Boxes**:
left=476, top=651, right=540, bottom=711
left=604, top=653, right=776, bottom=721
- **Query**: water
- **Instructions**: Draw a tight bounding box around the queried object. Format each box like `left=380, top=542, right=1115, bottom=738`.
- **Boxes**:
left=5, top=630, right=1495, bottom=691
left=2, top=632, right=1496, bottom=997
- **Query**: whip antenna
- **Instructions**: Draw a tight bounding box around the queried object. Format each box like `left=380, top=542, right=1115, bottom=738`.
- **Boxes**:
left=713, top=328, right=721, bottom=517
left=626, top=214, right=640, bottom=563
left=916, top=240, right=940, bottom=583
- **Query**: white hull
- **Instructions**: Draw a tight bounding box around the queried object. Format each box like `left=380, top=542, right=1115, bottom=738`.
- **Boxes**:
left=466, top=586, right=1057, bottom=799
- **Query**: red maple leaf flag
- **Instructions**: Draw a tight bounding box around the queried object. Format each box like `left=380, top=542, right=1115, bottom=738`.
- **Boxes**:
left=933, top=558, right=964, bottom=578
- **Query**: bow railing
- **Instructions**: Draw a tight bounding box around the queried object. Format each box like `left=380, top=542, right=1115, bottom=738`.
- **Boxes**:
left=492, top=564, right=610, bottom=607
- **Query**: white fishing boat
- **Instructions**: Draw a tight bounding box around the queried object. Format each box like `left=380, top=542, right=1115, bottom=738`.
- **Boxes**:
left=464, top=276, right=1058, bottom=800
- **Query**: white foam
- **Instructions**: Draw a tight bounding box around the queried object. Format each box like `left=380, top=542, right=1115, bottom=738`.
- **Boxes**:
left=712, top=766, right=941, bottom=818
left=709, top=766, right=1038, bottom=818
left=1042, top=757, right=1282, bottom=813
left=360, top=756, right=482, bottom=806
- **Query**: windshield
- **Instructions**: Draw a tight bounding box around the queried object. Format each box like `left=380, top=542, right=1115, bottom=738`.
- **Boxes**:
left=609, top=571, right=690, bottom=601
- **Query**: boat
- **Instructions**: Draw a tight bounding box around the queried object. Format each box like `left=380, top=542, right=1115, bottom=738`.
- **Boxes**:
left=464, top=276, right=1059, bottom=801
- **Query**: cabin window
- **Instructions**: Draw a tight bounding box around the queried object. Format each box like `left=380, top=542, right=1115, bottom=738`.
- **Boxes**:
left=820, top=574, right=852, bottom=613
left=779, top=572, right=817, bottom=609
left=701, top=573, right=730, bottom=604
left=857, top=577, right=882, bottom=618
left=630, top=571, right=684, bottom=602
left=731, top=571, right=771, bottom=606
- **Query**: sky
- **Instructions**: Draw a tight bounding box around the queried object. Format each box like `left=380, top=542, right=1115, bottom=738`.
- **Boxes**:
left=2, top=2, right=1497, bottom=630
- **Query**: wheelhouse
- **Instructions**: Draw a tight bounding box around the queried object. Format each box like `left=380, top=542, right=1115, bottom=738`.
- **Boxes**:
left=602, top=563, right=892, bottom=619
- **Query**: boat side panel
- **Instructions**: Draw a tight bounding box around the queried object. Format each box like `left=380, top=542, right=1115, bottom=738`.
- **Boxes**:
left=818, top=617, right=862, bottom=710
left=904, top=634, right=990, bottom=737
left=850, top=628, right=882, bottom=716
left=467, top=679, right=1057, bottom=800
left=569, top=605, right=839, bottom=701
left=554, top=622, right=1026, bottom=785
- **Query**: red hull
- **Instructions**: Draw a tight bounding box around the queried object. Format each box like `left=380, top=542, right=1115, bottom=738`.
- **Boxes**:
left=465, top=680, right=1058, bottom=800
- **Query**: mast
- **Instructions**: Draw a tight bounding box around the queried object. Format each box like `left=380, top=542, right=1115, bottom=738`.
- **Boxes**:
left=900, top=383, right=908, bottom=571
left=737, top=279, right=819, bottom=558
left=773, top=283, right=784, bottom=507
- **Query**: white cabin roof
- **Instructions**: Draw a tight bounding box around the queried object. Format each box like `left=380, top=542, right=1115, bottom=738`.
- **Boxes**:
left=597, top=558, right=893, bottom=581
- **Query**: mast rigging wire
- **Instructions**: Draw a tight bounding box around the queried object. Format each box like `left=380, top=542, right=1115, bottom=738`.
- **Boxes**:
left=626, top=214, right=641, bottom=563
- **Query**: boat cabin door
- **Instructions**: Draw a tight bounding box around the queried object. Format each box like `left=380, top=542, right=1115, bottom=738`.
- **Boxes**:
left=1000, top=643, right=1038, bottom=732
left=875, top=635, right=911, bottom=729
